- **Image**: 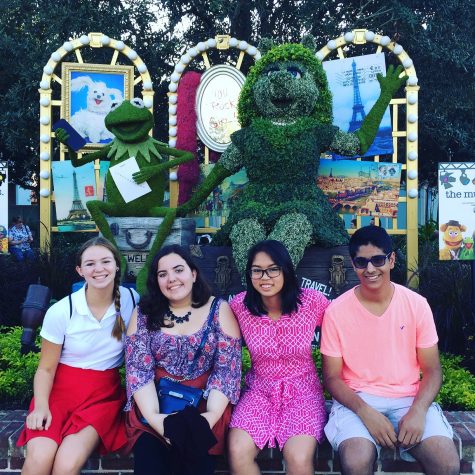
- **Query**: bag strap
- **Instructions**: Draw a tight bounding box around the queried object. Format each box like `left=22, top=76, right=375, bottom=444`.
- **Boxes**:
left=69, top=294, right=72, bottom=319
left=128, top=287, right=136, bottom=307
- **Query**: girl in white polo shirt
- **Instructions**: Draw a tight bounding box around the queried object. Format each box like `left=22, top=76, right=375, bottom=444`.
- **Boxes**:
left=18, top=237, right=139, bottom=475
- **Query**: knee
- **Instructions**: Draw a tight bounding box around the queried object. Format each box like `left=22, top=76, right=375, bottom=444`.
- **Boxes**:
left=227, top=438, right=256, bottom=468
left=338, top=439, right=376, bottom=474
left=23, top=446, right=56, bottom=472
left=52, top=452, right=84, bottom=475
left=284, top=449, right=314, bottom=473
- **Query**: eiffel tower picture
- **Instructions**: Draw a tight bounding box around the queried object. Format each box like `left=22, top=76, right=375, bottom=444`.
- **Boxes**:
left=66, top=171, right=91, bottom=220
left=348, top=60, right=366, bottom=132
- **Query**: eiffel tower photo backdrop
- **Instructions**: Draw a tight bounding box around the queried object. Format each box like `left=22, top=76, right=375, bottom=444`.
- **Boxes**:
left=322, top=52, right=393, bottom=159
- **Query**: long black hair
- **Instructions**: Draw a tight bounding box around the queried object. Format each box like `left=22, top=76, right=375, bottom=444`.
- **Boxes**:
left=244, top=240, right=301, bottom=316
left=139, top=244, right=211, bottom=331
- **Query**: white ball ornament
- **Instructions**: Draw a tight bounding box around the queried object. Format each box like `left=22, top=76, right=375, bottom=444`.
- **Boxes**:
left=63, top=41, right=73, bottom=51
left=188, top=47, right=198, bottom=57
left=316, top=51, right=325, bottom=61
left=247, top=46, right=257, bottom=56
left=393, top=44, right=403, bottom=55
left=40, top=170, right=50, bottom=179
left=51, top=52, right=61, bottom=62
left=169, top=117, right=177, bottom=126
left=408, top=132, right=418, bottom=142
left=229, top=38, right=238, bottom=47
left=168, top=127, right=177, bottom=137
left=40, top=97, right=50, bottom=107
left=40, top=151, right=50, bottom=161
left=169, top=105, right=177, bottom=115
left=407, top=76, right=418, bottom=86
left=408, top=188, right=418, bottom=199
left=79, top=35, right=89, bottom=45
left=408, top=151, right=418, bottom=161
left=169, top=171, right=178, bottom=181
left=169, top=95, right=178, bottom=105
left=407, top=170, right=418, bottom=180
left=365, top=31, right=375, bottom=41
left=169, top=139, right=177, bottom=147
left=127, top=50, right=138, bottom=60
left=143, top=97, right=153, bottom=108
left=143, top=81, right=153, bottom=91
left=344, top=32, right=355, bottom=42
left=327, top=40, right=337, bottom=50
left=39, top=188, right=50, bottom=197
left=168, top=83, right=178, bottom=93
left=115, top=41, right=125, bottom=50
left=40, top=134, right=50, bottom=143
left=175, top=64, right=185, bottom=74
left=408, top=94, right=417, bottom=105
left=408, top=113, right=418, bottom=123
left=206, top=38, right=217, bottom=48
left=380, top=36, right=391, bottom=46
left=40, top=80, right=50, bottom=90
left=43, top=65, right=53, bottom=75
left=137, top=63, right=147, bottom=73
left=180, top=54, right=191, bottom=65
left=101, top=35, right=110, bottom=45
left=40, top=116, right=50, bottom=125
left=238, top=41, right=248, bottom=50
left=171, top=72, right=180, bottom=83
left=197, top=42, right=206, bottom=52
left=255, top=52, right=261, bottom=60
left=403, top=58, right=413, bottom=68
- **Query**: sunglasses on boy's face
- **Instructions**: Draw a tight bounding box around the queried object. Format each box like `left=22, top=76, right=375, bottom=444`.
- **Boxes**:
left=352, top=252, right=392, bottom=269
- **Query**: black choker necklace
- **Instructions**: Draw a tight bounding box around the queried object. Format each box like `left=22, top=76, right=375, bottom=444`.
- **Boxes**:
left=166, top=308, right=191, bottom=324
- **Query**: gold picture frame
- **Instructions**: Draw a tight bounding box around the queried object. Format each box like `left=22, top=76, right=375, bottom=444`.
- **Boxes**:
left=61, top=62, right=134, bottom=152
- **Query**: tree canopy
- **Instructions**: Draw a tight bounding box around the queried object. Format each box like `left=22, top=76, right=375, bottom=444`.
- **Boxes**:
left=1, top=0, right=473, bottom=187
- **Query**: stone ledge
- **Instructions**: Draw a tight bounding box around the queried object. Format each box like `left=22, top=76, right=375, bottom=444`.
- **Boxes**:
left=1, top=410, right=474, bottom=474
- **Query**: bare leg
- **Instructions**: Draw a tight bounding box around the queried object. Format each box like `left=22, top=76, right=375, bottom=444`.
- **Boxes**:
left=21, top=437, right=58, bottom=475
left=409, top=436, right=459, bottom=475
left=338, top=437, right=377, bottom=475
left=268, top=213, right=312, bottom=269
left=51, top=425, right=100, bottom=475
left=282, top=435, right=317, bottom=475
left=228, top=428, right=261, bottom=475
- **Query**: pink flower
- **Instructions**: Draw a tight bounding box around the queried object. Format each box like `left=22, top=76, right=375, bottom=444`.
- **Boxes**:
left=143, top=355, right=151, bottom=365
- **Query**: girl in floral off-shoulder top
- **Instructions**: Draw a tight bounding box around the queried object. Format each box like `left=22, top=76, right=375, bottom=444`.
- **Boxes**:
left=124, top=244, right=241, bottom=475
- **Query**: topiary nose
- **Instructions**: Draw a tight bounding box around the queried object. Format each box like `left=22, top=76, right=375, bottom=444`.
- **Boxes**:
left=270, top=71, right=293, bottom=94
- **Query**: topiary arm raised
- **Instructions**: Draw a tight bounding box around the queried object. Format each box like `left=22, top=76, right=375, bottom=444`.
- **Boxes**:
left=355, top=64, right=407, bottom=154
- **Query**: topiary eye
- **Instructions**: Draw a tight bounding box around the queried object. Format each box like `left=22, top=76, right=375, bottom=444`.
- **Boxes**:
left=287, top=67, right=302, bottom=79
left=109, top=100, right=123, bottom=111
left=131, top=97, right=145, bottom=108
left=266, top=67, right=279, bottom=77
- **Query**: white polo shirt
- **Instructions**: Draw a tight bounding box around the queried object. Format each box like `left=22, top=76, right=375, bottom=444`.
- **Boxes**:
left=40, top=285, right=139, bottom=370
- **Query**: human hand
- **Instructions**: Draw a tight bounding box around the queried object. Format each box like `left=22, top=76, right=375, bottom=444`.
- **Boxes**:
left=398, top=406, right=426, bottom=447
left=377, top=64, right=407, bottom=98
left=358, top=405, right=397, bottom=448
left=26, top=404, right=52, bottom=431
left=55, top=128, right=70, bottom=146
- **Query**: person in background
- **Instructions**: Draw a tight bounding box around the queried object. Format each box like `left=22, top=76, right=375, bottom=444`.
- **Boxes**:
left=124, top=244, right=241, bottom=475
left=8, top=216, right=34, bottom=261
left=321, top=226, right=459, bottom=474
left=18, top=237, right=139, bottom=475
left=228, top=240, right=329, bottom=475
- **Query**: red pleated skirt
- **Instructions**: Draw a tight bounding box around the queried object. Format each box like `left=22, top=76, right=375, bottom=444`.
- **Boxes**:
left=17, top=363, right=127, bottom=455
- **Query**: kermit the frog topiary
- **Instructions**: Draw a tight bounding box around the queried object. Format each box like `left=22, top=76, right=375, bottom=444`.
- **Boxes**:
left=56, top=98, right=193, bottom=292
left=178, top=37, right=407, bottom=277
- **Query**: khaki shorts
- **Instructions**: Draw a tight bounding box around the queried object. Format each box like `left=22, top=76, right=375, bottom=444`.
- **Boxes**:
left=324, top=392, right=453, bottom=462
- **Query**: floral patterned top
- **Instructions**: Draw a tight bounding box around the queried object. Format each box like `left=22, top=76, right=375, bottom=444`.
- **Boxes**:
left=124, top=298, right=242, bottom=410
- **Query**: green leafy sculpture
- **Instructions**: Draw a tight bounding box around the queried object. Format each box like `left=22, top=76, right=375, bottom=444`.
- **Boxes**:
left=56, top=98, right=193, bottom=292
left=178, top=37, right=407, bottom=277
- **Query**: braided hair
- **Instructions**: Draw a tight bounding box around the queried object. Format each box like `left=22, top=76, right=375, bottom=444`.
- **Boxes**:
left=76, top=236, right=125, bottom=341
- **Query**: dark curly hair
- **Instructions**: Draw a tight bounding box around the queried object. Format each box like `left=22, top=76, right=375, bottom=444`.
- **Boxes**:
left=139, top=245, right=211, bottom=331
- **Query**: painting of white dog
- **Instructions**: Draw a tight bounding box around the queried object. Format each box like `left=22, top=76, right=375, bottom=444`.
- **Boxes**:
left=69, top=74, right=124, bottom=144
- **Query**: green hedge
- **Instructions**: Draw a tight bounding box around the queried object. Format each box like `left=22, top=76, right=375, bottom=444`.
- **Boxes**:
left=2, top=328, right=475, bottom=411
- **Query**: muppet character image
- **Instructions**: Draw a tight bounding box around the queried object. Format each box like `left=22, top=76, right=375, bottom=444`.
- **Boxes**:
left=459, top=235, right=475, bottom=260
left=56, top=98, right=194, bottom=291
left=177, top=36, right=407, bottom=276
left=439, top=220, right=467, bottom=260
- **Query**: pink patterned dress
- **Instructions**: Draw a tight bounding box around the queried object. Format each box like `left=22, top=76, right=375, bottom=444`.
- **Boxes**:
left=229, top=288, right=329, bottom=449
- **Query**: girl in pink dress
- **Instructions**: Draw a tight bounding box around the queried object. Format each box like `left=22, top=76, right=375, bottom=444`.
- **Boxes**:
left=228, top=240, right=330, bottom=475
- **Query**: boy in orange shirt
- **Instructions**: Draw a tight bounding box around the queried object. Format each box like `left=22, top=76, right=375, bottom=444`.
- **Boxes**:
left=321, top=226, right=459, bottom=474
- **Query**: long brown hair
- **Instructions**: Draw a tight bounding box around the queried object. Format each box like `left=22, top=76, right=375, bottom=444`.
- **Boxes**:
left=76, top=237, right=125, bottom=340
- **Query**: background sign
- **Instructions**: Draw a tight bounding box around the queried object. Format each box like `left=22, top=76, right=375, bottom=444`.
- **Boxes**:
left=438, top=162, right=475, bottom=260
left=196, top=65, right=245, bottom=152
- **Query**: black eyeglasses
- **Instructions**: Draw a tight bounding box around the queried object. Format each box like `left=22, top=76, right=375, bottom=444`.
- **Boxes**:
left=353, top=252, right=392, bottom=269
left=249, top=266, right=282, bottom=280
